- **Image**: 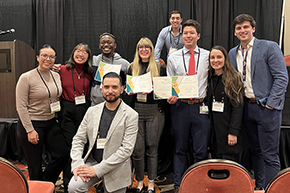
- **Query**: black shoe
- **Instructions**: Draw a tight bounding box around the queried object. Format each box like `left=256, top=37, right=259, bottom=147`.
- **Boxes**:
left=254, top=187, right=264, bottom=190
left=147, top=188, right=155, bottom=193
left=136, top=187, right=144, bottom=193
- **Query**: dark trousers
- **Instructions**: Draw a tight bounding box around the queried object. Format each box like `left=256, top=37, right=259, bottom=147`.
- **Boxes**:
left=60, top=99, right=90, bottom=192
left=132, top=103, right=165, bottom=181
left=243, top=101, right=281, bottom=188
left=18, top=118, right=69, bottom=183
left=171, top=101, right=211, bottom=187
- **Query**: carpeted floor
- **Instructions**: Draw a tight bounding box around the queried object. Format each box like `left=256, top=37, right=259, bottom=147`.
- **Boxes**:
left=13, top=161, right=175, bottom=193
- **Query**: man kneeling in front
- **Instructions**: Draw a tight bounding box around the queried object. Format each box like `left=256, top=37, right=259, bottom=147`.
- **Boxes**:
left=68, top=72, right=138, bottom=193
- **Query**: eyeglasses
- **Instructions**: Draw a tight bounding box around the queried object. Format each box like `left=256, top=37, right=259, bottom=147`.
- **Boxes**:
left=75, top=50, right=88, bottom=55
left=40, top=53, right=57, bottom=60
left=139, top=46, right=151, bottom=50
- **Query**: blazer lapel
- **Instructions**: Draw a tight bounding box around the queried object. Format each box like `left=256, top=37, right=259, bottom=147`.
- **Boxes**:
left=91, top=103, right=105, bottom=144
left=251, top=38, right=260, bottom=78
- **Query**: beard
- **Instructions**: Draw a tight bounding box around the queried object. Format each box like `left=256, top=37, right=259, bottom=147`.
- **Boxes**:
left=103, top=93, right=120, bottom=103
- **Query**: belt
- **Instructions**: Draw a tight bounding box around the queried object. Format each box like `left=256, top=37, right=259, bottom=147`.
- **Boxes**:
left=246, top=97, right=257, bottom=103
left=179, top=98, right=204, bottom=104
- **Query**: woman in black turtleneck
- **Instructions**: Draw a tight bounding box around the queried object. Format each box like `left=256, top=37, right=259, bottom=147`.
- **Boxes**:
left=127, top=37, right=166, bottom=193
left=206, top=45, right=244, bottom=162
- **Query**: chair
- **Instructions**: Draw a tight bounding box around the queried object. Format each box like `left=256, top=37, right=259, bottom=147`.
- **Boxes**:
left=180, top=159, right=254, bottom=193
left=0, top=157, right=55, bottom=193
left=284, top=55, right=290, bottom=65
left=264, top=167, right=290, bottom=193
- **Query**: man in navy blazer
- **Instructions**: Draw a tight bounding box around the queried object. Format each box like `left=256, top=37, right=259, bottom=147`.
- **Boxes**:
left=229, top=14, right=288, bottom=190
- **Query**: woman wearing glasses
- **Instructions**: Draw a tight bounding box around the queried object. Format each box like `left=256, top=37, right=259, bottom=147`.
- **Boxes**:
left=127, top=37, right=166, bottom=193
left=57, top=43, right=93, bottom=192
left=16, top=44, right=68, bottom=184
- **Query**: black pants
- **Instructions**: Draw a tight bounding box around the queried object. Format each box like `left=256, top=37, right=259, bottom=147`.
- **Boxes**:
left=60, top=99, right=90, bottom=192
left=18, top=118, right=69, bottom=183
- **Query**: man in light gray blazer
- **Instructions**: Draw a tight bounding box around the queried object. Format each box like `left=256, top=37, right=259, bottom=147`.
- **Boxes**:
left=229, top=14, right=288, bottom=190
left=68, top=72, right=138, bottom=193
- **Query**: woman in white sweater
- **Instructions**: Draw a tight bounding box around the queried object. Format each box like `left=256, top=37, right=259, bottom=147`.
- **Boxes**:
left=16, top=44, right=68, bottom=183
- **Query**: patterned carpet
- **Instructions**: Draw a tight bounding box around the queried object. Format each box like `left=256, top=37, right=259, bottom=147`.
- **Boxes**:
left=13, top=161, right=175, bottom=193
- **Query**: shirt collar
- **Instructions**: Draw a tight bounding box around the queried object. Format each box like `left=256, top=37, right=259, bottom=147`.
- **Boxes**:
left=184, top=45, right=199, bottom=54
left=239, top=37, right=255, bottom=50
left=169, top=25, right=182, bottom=34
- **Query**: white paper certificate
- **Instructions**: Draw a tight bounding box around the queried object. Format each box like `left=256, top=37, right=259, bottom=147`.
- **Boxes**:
left=152, top=77, right=172, bottom=99
left=153, top=75, right=199, bottom=99
left=94, top=61, right=122, bottom=82
left=126, top=72, right=153, bottom=93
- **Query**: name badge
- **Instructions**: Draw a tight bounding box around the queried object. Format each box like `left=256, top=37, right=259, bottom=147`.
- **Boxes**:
left=50, top=101, right=61, bottom=113
left=137, top=93, right=147, bottom=102
left=97, top=138, right=106, bottom=149
left=168, top=46, right=177, bottom=56
left=212, top=101, right=224, bottom=112
left=200, top=104, right=209, bottom=114
left=75, top=95, right=86, bottom=105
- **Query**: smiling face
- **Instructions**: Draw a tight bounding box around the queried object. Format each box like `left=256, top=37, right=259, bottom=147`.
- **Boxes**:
left=182, top=26, right=200, bottom=50
left=210, top=49, right=225, bottom=75
left=73, top=45, right=89, bottom=65
left=138, top=44, right=152, bottom=62
left=37, top=48, right=56, bottom=71
left=170, top=13, right=183, bottom=30
left=99, top=35, right=116, bottom=57
left=234, top=21, right=255, bottom=46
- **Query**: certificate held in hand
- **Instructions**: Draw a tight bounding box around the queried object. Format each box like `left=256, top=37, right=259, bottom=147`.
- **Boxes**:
left=126, top=72, right=153, bottom=93
left=95, top=61, right=122, bottom=82
left=153, top=75, right=199, bottom=99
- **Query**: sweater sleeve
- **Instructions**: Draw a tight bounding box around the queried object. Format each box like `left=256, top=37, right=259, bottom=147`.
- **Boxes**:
left=16, top=73, right=34, bottom=133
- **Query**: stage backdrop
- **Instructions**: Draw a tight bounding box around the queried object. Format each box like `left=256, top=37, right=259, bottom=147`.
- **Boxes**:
left=0, top=0, right=284, bottom=65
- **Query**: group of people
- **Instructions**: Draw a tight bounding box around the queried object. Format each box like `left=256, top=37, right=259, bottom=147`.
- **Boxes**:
left=15, top=11, right=288, bottom=193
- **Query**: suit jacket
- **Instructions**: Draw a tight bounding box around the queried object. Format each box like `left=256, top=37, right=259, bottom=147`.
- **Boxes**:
left=229, top=38, right=289, bottom=110
left=71, top=100, right=138, bottom=192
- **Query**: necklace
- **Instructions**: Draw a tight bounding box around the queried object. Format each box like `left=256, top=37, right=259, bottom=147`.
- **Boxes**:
left=74, top=69, right=83, bottom=79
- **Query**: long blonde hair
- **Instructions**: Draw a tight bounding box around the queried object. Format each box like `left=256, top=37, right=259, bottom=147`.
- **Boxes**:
left=130, top=37, right=160, bottom=78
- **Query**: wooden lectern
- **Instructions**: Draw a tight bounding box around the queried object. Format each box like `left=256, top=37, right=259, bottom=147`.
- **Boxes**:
left=0, top=40, right=35, bottom=118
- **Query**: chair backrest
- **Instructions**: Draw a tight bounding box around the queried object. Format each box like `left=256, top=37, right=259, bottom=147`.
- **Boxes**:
left=180, top=159, right=254, bottom=193
left=284, top=55, right=290, bottom=65
left=0, top=157, right=28, bottom=193
left=264, top=167, right=290, bottom=193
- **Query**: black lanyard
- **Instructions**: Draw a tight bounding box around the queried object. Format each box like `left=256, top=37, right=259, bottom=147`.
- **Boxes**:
left=210, top=77, right=224, bottom=103
left=36, top=68, right=59, bottom=102
left=169, top=28, right=180, bottom=48
left=72, top=69, right=85, bottom=97
left=182, top=49, right=200, bottom=75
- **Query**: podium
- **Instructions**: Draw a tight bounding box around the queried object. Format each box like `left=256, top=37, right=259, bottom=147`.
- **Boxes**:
left=0, top=40, right=35, bottom=118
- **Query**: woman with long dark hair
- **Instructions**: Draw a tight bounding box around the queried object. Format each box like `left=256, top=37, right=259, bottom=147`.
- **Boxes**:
left=58, top=43, right=93, bottom=192
left=206, top=45, right=244, bottom=162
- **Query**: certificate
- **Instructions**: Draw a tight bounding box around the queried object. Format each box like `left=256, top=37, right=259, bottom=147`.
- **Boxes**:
left=152, top=77, right=172, bottom=99
left=94, top=61, right=122, bottom=82
left=153, top=75, right=199, bottom=99
left=126, top=72, right=153, bottom=93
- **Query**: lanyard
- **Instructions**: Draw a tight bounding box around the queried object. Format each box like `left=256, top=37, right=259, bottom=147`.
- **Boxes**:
left=36, top=68, right=59, bottom=102
left=72, top=69, right=85, bottom=97
left=169, top=28, right=180, bottom=48
left=210, top=77, right=224, bottom=103
left=241, top=47, right=248, bottom=82
left=182, top=49, right=200, bottom=75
